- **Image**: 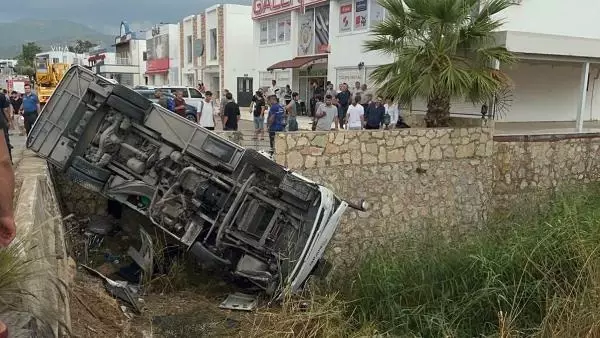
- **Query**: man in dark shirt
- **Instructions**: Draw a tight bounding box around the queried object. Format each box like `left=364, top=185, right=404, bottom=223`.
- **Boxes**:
left=336, top=83, right=351, bottom=129
left=223, top=93, right=240, bottom=131
left=252, top=91, right=266, bottom=140
left=173, top=90, right=186, bottom=117
left=365, top=96, right=386, bottom=129
left=10, top=92, right=22, bottom=115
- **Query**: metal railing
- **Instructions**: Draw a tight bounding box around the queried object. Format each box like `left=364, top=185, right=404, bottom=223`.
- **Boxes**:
left=115, top=57, right=133, bottom=66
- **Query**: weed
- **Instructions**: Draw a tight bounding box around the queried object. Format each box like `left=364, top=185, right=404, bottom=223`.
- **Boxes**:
left=345, top=183, right=600, bottom=337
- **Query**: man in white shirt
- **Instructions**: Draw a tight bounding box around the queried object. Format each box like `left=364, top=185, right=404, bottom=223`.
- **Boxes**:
left=345, top=95, right=364, bottom=130
left=384, top=98, right=400, bottom=128
left=268, top=80, right=280, bottom=99
left=197, top=91, right=217, bottom=130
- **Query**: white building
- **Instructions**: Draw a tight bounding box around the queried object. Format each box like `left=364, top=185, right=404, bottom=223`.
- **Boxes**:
left=0, top=59, right=17, bottom=75
left=36, top=50, right=87, bottom=67
left=95, top=21, right=147, bottom=87
left=493, top=0, right=600, bottom=123
left=253, top=0, right=600, bottom=124
left=180, top=15, right=200, bottom=88
left=145, top=23, right=180, bottom=86
left=185, top=4, right=255, bottom=105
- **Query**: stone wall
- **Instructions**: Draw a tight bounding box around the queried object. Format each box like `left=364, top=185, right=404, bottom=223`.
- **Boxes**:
left=493, top=133, right=600, bottom=207
left=274, top=128, right=494, bottom=267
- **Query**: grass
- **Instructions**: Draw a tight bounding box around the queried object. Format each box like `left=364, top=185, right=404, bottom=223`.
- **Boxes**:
left=0, top=221, right=68, bottom=336
left=346, top=183, right=600, bottom=337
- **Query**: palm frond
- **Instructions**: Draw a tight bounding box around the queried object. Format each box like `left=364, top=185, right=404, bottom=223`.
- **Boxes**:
left=364, top=0, right=517, bottom=119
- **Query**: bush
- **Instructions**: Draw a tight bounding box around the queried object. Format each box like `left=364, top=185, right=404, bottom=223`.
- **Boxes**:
left=347, top=184, right=600, bottom=337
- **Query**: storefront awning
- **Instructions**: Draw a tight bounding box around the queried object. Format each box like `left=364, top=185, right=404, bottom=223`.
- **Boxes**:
left=267, top=55, right=328, bottom=71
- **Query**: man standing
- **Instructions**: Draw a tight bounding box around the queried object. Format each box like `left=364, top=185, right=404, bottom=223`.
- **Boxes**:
left=268, top=80, right=279, bottom=98
left=0, top=132, right=15, bottom=247
left=352, top=81, right=362, bottom=101
left=267, top=95, right=285, bottom=150
left=19, top=84, right=41, bottom=135
left=365, top=96, right=386, bottom=129
left=0, top=93, right=11, bottom=162
left=359, top=84, right=372, bottom=111
left=336, top=83, right=351, bottom=129
left=286, top=92, right=300, bottom=132
left=219, top=89, right=234, bottom=124
left=173, top=90, right=187, bottom=118
left=314, top=94, right=338, bottom=131
left=155, top=90, right=174, bottom=111
left=345, top=95, right=364, bottom=130
left=222, top=92, right=240, bottom=131
left=197, top=91, right=217, bottom=130
left=252, top=90, right=266, bottom=140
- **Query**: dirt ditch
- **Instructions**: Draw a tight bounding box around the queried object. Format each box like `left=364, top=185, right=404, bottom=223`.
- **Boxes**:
left=63, top=206, right=259, bottom=338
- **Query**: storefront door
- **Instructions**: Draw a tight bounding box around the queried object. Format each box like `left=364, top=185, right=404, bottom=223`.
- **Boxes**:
left=299, top=76, right=326, bottom=102
left=237, top=77, right=253, bottom=107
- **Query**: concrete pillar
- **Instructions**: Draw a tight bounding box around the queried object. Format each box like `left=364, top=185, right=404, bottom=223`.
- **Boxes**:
left=576, top=61, right=590, bottom=132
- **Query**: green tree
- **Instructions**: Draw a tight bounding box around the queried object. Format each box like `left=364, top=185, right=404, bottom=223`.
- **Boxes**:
left=13, top=65, right=35, bottom=77
left=365, top=0, right=516, bottom=127
left=68, top=40, right=98, bottom=53
left=17, top=42, right=42, bottom=68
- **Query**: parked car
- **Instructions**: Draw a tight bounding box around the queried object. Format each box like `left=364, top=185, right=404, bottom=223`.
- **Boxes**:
left=27, top=66, right=366, bottom=297
left=133, top=89, right=197, bottom=121
left=159, top=86, right=204, bottom=107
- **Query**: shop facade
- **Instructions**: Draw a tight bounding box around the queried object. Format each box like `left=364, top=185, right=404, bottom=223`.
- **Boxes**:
left=252, top=0, right=396, bottom=104
left=145, top=23, right=180, bottom=86
left=191, top=4, right=254, bottom=105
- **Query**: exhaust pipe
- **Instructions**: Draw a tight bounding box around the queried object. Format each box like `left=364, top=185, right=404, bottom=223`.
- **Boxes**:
left=346, top=199, right=368, bottom=212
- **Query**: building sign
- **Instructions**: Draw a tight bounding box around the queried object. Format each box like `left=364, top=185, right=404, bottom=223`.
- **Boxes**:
left=314, top=5, right=330, bottom=53
left=354, top=0, right=368, bottom=30
left=146, top=33, right=170, bottom=72
left=339, top=3, right=353, bottom=33
left=251, top=0, right=327, bottom=19
left=336, top=68, right=364, bottom=86
left=297, top=11, right=315, bottom=56
left=276, top=70, right=291, bottom=87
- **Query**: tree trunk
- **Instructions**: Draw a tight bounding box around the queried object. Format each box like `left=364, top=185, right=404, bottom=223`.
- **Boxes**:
left=425, top=95, right=451, bottom=127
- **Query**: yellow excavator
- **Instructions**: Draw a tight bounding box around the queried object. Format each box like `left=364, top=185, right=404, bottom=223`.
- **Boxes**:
left=35, top=55, right=70, bottom=105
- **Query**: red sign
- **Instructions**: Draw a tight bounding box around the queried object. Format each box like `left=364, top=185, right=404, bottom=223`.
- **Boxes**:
left=251, top=0, right=327, bottom=19
left=147, top=58, right=169, bottom=72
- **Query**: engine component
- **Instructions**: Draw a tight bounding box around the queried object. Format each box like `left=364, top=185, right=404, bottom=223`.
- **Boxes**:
left=126, top=158, right=146, bottom=174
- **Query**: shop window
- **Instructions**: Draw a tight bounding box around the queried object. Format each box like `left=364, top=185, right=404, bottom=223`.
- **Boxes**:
left=259, top=14, right=291, bottom=46
left=209, top=28, right=217, bottom=60
left=298, top=5, right=330, bottom=56
left=339, top=0, right=386, bottom=34
left=186, top=35, right=193, bottom=63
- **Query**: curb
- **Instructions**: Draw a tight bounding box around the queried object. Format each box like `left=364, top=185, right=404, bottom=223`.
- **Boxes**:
left=9, top=151, right=71, bottom=337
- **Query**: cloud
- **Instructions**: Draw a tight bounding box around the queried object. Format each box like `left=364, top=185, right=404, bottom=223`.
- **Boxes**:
left=4, top=0, right=252, bottom=34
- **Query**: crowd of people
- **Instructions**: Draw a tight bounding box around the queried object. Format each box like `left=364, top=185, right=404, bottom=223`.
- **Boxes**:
left=247, top=79, right=411, bottom=148
left=0, top=84, right=40, bottom=163
left=152, top=87, right=242, bottom=132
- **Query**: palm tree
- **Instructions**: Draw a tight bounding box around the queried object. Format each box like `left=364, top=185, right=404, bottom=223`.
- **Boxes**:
left=365, top=0, right=516, bottom=127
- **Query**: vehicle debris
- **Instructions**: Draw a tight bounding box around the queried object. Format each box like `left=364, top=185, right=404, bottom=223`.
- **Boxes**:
left=28, top=65, right=367, bottom=298
left=219, top=292, right=258, bottom=311
left=81, top=264, right=143, bottom=314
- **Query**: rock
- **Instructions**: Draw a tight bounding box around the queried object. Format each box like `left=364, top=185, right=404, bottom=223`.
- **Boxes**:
left=286, top=151, right=303, bottom=169
left=405, top=144, right=417, bottom=162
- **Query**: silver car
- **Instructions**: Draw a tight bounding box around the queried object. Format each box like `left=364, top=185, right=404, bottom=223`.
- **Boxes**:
left=27, top=66, right=365, bottom=296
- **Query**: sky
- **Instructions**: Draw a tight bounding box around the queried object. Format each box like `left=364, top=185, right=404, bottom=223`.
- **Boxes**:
left=0, top=0, right=252, bottom=35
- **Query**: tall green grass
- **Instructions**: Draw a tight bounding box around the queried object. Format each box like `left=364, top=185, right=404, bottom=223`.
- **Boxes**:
left=347, top=184, right=600, bottom=337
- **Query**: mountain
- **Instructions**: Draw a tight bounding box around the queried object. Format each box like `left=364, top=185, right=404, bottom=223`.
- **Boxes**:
left=0, top=19, right=115, bottom=58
